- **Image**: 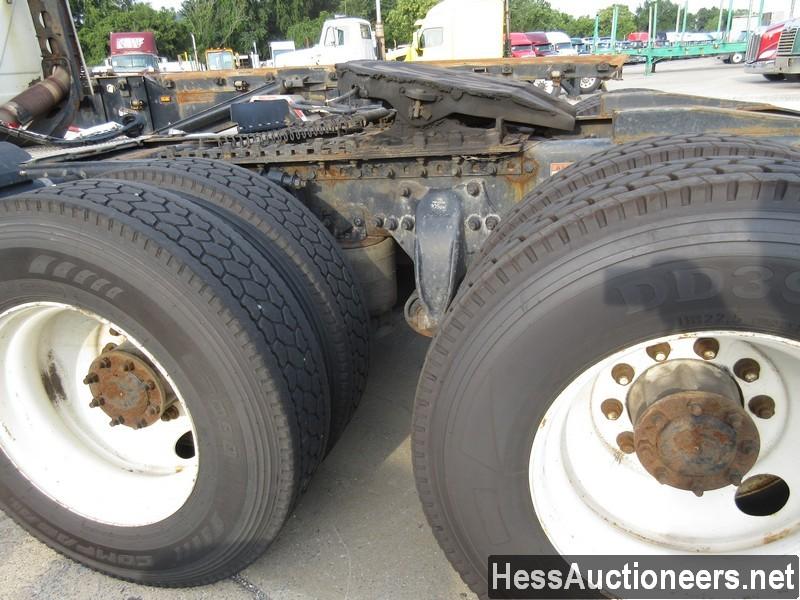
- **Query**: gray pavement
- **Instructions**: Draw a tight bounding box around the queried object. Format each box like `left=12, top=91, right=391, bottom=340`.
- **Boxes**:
left=2, top=55, right=800, bottom=600
left=608, top=56, right=800, bottom=111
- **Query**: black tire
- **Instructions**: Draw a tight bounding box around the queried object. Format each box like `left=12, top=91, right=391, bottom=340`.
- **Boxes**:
left=414, top=158, right=800, bottom=599
left=0, top=178, right=329, bottom=585
left=763, top=74, right=785, bottom=81
left=478, top=134, right=800, bottom=261
left=91, top=158, right=369, bottom=448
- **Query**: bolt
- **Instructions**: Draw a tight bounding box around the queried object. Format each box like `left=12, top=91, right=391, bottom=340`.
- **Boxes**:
left=485, top=215, right=500, bottom=231
left=646, top=342, right=671, bottom=362
left=385, top=217, right=398, bottom=231
left=401, top=216, right=414, bottom=231
left=109, top=328, right=120, bottom=336
left=161, top=405, right=180, bottom=422
left=146, top=380, right=157, bottom=391
left=466, top=181, right=481, bottom=197
left=729, top=471, right=743, bottom=486
left=99, top=358, right=111, bottom=369
left=727, top=412, right=743, bottom=428
left=372, top=216, right=385, bottom=228
left=748, top=395, right=775, bottom=419
left=400, top=186, right=411, bottom=197
left=688, top=402, right=703, bottom=417
left=611, top=363, right=634, bottom=386
left=734, top=358, right=760, bottom=383
left=109, top=417, right=124, bottom=427
left=102, top=343, right=117, bottom=353
left=616, top=431, right=635, bottom=454
left=693, top=338, right=720, bottom=360
left=137, top=420, right=147, bottom=429
left=89, top=396, right=105, bottom=408
left=353, top=216, right=365, bottom=227
left=739, top=439, right=756, bottom=455
left=123, top=361, right=135, bottom=372
left=692, top=486, right=705, bottom=497
left=601, top=398, right=624, bottom=421
left=83, top=373, right=98, bottom=385
left=466, top=215, right=482, bottom=231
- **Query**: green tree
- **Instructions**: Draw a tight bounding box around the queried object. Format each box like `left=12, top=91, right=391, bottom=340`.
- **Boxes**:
left=634, top=0, right=679, bottom=34
left=567, top=15, right=595, bottom=38
left=509, top=0, right=574, bottom=33
left=77, top=2, right=189, bottom=64
left=286, top=11, right=333, bottom=47
left=181, top=0, right=249, bottom=51
left=598, top=4, right=636, bottom=38
left=384, top=0, right=437, bottom=46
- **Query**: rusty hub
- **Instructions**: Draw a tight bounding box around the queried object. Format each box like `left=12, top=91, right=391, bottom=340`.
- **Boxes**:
left=627, top=360, right=760, bottom=495
left=84, top=343, right=170, bottom=429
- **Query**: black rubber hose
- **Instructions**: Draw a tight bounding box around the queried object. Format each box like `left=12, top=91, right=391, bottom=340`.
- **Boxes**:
left=0, top=113, right=146, bottom=148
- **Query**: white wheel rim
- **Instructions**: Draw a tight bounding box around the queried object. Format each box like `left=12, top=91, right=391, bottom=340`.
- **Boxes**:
left=530, top=331, right=800, bottom=554
left=580, top=77, right=597, bottom=89
left=0, top=302, right=199, bottom=527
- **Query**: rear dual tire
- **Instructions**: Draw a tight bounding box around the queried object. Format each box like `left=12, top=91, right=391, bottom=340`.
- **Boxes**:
left=414, top=150, right=800, bottom=598
left=0, top=168, right=367, bottom=586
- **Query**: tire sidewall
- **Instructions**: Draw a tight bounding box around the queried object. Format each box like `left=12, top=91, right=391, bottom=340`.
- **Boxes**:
left=423, top=210, right=800, bottom=591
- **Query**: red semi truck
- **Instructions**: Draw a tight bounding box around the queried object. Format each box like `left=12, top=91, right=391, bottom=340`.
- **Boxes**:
left=108, top=31, right=160, bottom=74
left=744, top=19, right=800, bottom=80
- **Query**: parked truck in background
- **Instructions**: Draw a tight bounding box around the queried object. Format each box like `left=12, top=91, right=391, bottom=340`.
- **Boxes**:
left=273, top=16, right=376, bottom=67
left=745, top=19, right=800, bottom=80
left=108, top=31, right=160, bottom=73
left=8, top=3, right=800, bottom=600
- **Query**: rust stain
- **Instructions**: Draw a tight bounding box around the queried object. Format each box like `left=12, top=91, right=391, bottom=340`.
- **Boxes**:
left=41, top=352, right=66, bottom=405
left=764, top=528, right=792, bottom=545
left=175, top=91, right=223, bottom=105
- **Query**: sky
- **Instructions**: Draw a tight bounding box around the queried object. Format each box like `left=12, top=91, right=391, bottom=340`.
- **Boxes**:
left=144, top=0, right=793, bottom=19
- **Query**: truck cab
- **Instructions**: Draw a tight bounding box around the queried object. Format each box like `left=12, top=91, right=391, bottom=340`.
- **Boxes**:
left=745, top=19, right=800, bottom=80
left=407, top=0, right=504, bottom=61
left=109, top=32, right=159, bottom=74
left=274, top=17, right=376, bottom=67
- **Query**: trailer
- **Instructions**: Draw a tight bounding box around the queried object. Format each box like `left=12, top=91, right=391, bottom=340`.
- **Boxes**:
left=2, top=2, right=800, bottom=599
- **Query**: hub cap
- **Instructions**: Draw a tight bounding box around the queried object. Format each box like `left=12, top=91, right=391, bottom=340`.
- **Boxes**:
left=530, top=331, right=799, bottom=554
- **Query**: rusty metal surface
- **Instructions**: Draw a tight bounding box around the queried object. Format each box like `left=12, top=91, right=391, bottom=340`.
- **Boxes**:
left=0, top=67, right=71, bottom=126
left=85, top=344, right=170, bottom=429
left=627, top=360, right=760, bottom=495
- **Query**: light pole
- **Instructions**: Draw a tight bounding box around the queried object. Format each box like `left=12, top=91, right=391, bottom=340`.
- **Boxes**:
left=375, top=0, right=386, bottom=59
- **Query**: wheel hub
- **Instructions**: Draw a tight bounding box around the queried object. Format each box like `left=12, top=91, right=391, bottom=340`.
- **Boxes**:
left=627, top=360, right=760, bottom=495
left=84, top=343, right=171, bottom=429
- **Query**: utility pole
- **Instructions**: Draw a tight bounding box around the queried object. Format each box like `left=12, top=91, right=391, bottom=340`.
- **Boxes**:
left=716, top=0, right=724, bottom=35
left=375, top=0, right=385, bottom=60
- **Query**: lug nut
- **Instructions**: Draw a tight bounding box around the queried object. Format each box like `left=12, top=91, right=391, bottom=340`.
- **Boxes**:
left=400, top=216, right=414, bottom=231
left=466, top=215, right=482, bottom=231
left=616, top=431, right=635, bottom=454
left=611, top=363, right=634, bottom=386
left=146, top=380, right=157, bottom=391
left=89, top=396, right=105, bottom=408
left=688, top=402, right=703, bottom=416
left=83, top=373, right=98, bottom=385
left=646, top=342, right=671, bottom=362
left=385, top=217, right=398, bottom=231
left=727, top=412, right=743, bottom=428
left=748, top=395, right=775, bottom=419
left=400, top=186, right=411, bottom=197
left=739, top=439, right=756, bottom=455
left=99, top=358, right=111, bottom=369
left=601, top=398, right=624, bottom=421
left=485, top=215, right=500, bottom=231
left=123, top=361, right=135, bottom=372
left=109, top=328, right=120, bottom=336
left=692, top=486, right=705, bottom=497
left=109, top=416, right=124, bottom=427
left=734, top=358, right=760, bottom=383
left=372, top=216, right=385, bottom=228
left=693, top=338, right=720, bottom=360
left=102, top=343, right=117, bottom=353
left=161, top=405, right=180, bottom=421
left=466, top=181, right=481, bottom=197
